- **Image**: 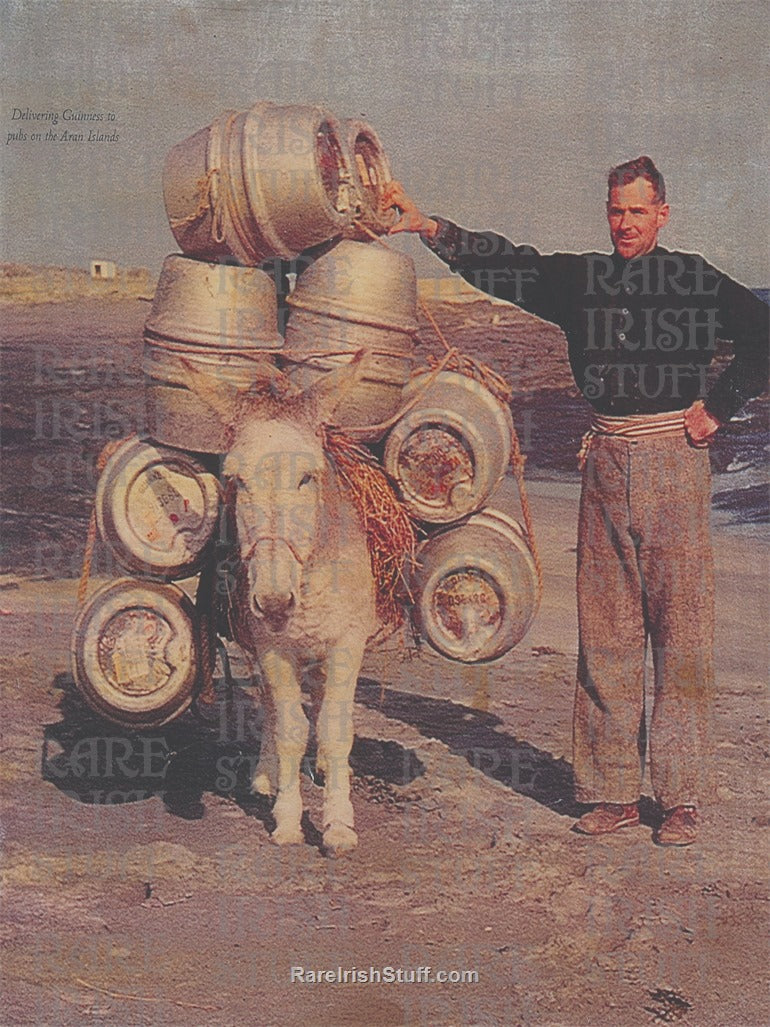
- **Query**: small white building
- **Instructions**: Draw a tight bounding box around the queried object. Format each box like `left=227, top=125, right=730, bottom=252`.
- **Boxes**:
left=90, top=259, right=116, bottom=280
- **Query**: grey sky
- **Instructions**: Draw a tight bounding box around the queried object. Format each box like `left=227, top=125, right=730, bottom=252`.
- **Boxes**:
left=3, top=0, right=768, bottom=284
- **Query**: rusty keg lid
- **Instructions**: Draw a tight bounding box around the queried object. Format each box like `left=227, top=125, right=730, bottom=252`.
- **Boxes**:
left=410, top=510, right=539, bottom=663
left=384, top=371, right=513, bottom=524
left=385, top=420, right=478, bottom=523
left=96, top=437, right=220, bottom=579
left=71, top=578, right=200, bottom=729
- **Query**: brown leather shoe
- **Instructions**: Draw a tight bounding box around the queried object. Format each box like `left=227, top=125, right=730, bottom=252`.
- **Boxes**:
left=573, top=802, right=640, bottom=835
left=654, top=805, right=698, bottom=846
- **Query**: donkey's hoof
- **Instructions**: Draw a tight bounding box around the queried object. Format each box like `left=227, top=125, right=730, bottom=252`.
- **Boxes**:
left=251, top=770, right=276, bottom=797
left=322, top=822, right=358, bottom=857
left=270, top=822, right=304, bottom=846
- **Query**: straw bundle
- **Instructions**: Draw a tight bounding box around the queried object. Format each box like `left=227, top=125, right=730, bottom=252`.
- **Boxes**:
left=321, top=426, right=416, bottom=628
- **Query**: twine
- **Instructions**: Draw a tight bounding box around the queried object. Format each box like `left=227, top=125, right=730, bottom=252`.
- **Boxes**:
left=167, top=167, right=221, bottom=233
left=195, top=560, right=217, bottom=706
left=509, top=426, right=543, bottom=598
left=77, top=512, right=98, bottom=607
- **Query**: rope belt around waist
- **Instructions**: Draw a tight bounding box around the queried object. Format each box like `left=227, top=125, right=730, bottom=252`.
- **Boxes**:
left=577, top=410, right=686, bottom=470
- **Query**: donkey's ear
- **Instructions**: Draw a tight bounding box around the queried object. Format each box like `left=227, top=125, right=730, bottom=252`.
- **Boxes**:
left=302, top=349, right=367, bottom=424
left=174, top=356, right=242, bottom=426
left=176, top=355, right=287, bottom=426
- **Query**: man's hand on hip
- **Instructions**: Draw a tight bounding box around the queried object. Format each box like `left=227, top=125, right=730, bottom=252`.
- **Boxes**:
left=684, top=400, right=721, bottom=447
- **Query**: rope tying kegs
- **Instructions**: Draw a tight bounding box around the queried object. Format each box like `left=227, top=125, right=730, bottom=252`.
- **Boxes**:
left=319, top=427, right=417, bottom=629
left=195, top=560, right=217, bottom=706
left=167, top=167, right=221, bottom=233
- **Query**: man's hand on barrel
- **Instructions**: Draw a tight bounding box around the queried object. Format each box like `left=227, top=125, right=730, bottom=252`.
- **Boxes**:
left=684, top=399, right=721, bottom=447
left=384, top=181, right=439, bottom=238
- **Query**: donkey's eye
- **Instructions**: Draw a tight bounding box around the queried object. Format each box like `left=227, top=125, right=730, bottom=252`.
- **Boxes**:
left=298, top=472, right=314, bottom=489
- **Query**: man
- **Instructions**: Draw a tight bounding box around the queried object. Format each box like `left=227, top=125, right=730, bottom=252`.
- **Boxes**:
left=384, top=157, right=768, bottom=845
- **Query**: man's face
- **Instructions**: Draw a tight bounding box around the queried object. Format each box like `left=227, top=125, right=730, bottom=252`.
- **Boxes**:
left=607, top=178, right=670, bottom=260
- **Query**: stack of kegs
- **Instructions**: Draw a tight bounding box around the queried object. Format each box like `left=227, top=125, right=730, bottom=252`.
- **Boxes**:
left=383, top=372, right=539, bottom=663
left=71, top=437, right=221, bottom=728
left=158, top=99, right=414, bottom=449
left=72, top=100, right=414, bottom=728
left=72, top=96, right=539, bottom=729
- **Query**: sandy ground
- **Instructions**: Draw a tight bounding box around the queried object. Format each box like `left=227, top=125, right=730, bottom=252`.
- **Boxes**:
left=1, top=296, right=768, bottom=1026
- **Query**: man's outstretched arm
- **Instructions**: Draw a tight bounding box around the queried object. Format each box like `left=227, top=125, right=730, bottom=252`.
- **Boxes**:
left=382, top=180, right=560, bottom=319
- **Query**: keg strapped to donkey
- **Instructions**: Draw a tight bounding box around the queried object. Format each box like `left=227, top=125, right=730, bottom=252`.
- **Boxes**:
left=70, top=100, right=541, bottom=847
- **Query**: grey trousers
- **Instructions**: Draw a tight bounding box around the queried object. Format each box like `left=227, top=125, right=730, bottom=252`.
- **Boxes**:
left=572, top=432, right=715, bottom=808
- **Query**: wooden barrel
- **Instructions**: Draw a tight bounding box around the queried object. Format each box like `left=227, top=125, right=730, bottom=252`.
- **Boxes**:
left=384, top=371, right=513, bottom=523
left=143, top=255, right=282, bottom=452
left=284, top=239, right=417, bottom=439
left=409, top=508, right=539, bottom=663
left=163, top=102, right=353, bottom=265
left=95, top=437, right=220, bottom=580
left=71, top=578, right=201, bottom=729
left=342, top=119, right=395, bottom=239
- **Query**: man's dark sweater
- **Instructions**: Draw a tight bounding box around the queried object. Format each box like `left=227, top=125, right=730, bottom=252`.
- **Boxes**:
left=424, top=217, right=769, bottom=422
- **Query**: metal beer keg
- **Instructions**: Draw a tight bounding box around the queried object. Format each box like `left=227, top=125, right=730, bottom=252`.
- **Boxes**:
left=163, top=102, right=353, bottom=265
left=284, top=239, right=418, bottom=438
left=95, top=436, right=220, bottom=580
left=343, top=119, right=395, bottom=239
left=410, top=508, right=539, bottom=663
left=143, top=254, right=282, bottom=452
left=384, top=371, right=513, bottom=523
left=71, top=578, right=201, bottom=729
left=145, top=254, right=282, bottom=349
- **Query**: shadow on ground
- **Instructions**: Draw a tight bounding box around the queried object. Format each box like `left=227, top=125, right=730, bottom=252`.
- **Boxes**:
left=43, top=673, right=667, bottom=830
left=41, top=674, right=426, bottom=842
left=355, top=678, right=583, bottom=817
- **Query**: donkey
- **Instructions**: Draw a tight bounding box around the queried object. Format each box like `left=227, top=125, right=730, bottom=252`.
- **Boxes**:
left=196, top=355, right=378, bottom=855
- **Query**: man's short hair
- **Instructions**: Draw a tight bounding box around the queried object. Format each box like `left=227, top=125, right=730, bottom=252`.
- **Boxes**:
left=608, top=156, right=666, bottom=204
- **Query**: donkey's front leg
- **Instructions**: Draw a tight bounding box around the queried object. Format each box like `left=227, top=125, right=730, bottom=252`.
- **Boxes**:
left=259, top=649, right=307, bottom=845
left=251, top=683, right=277, bottom=798
left=316, top=640, right=365, bottom=856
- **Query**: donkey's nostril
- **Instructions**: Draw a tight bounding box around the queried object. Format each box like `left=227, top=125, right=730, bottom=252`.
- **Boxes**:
left=255, top=592, right=295, bottom=622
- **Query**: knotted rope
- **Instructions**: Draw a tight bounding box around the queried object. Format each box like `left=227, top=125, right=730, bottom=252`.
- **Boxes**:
left=167, top=167, right=221, bottom=235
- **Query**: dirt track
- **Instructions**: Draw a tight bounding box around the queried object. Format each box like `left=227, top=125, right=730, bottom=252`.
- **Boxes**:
left=1, top=297, right=768, bottom=1026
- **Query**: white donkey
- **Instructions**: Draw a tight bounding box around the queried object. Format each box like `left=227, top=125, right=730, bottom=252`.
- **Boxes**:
left=209, top=357, right=378, bottom=855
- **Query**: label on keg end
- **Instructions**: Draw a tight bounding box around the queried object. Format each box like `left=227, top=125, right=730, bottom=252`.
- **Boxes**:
left=432, top=569, right=501, bottom=645
left=399, top=426, right=474, bottom=504
left=97, top=608, right=175, bottom=696
left=129, top=465, right=208, bottom=555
